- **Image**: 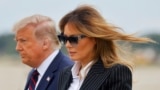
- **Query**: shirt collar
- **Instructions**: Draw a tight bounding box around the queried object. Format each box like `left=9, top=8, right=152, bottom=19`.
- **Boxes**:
left=36, top=49, right=59, bottom=77
left=71, top=61, right=81, bottom=78
left=71, top=60, right=95, bottom=79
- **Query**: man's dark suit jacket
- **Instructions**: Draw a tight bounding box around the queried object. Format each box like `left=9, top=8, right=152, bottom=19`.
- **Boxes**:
left=58, top=59, right=132, bottom=90
left=24, top=51, right=73, bottom=90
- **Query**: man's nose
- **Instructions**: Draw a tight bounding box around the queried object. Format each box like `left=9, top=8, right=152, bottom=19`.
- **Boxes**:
left=16, top=42, right=22, bottom=51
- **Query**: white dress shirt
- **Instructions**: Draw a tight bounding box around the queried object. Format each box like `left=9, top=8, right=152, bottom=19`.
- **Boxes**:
left=34, top=49, right=59, bottom=90
left=68, top=60, right=95, bottom=90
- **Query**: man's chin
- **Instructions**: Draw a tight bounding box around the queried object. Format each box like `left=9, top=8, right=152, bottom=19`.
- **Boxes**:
left=22, top=59, right=28, bottom=64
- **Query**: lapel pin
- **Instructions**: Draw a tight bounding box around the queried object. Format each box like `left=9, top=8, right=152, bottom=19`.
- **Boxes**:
left=46, top=76, right=50, bottom=82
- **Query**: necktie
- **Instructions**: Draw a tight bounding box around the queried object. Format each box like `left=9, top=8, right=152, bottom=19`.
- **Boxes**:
left=28, top=70, right=39, bottom=90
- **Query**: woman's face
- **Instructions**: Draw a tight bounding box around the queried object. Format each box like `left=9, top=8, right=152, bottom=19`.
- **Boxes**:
left=63, top=23, right=96, bottom=65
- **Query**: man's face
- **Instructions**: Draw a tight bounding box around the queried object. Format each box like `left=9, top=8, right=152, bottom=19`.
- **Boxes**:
left=15, top=26, right=44, bottom=67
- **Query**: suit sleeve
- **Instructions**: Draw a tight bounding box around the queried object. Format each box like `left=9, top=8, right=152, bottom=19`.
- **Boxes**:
left=107, top=65, right=132, bottom=90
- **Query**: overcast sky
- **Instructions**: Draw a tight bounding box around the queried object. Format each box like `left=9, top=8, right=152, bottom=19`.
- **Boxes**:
left=0, top=0, right=160, bottom=35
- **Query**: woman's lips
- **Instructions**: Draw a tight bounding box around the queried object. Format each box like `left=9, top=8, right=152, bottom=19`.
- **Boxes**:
left=69, top=52, right=76, bottom=56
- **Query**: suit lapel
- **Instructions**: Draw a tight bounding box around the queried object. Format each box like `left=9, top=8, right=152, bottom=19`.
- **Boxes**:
left=80, top=60, right=111, bottom=90
left=37, top=72, right=54, bottom=90
left=36, top=51, right=64, bottom=90
left=60, top=67, right=73, bottom=90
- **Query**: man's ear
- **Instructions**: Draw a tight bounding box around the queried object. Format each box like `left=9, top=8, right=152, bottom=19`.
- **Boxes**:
left=42, top=38, right=50, bottom=50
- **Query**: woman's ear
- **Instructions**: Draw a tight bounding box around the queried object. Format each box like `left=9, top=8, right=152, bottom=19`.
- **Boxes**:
left=92, top=38, right=96, bottom=45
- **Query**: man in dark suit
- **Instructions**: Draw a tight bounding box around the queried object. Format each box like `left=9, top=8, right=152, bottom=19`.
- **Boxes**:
left=13, top=14, right=73, bottom=90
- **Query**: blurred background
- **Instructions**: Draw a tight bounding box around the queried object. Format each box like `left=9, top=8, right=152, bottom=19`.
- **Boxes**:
left=0, top=0, right=160, bottom=90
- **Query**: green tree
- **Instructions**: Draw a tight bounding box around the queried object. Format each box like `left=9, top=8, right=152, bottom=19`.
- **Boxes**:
left=0, top=34, right=17, bottom=55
